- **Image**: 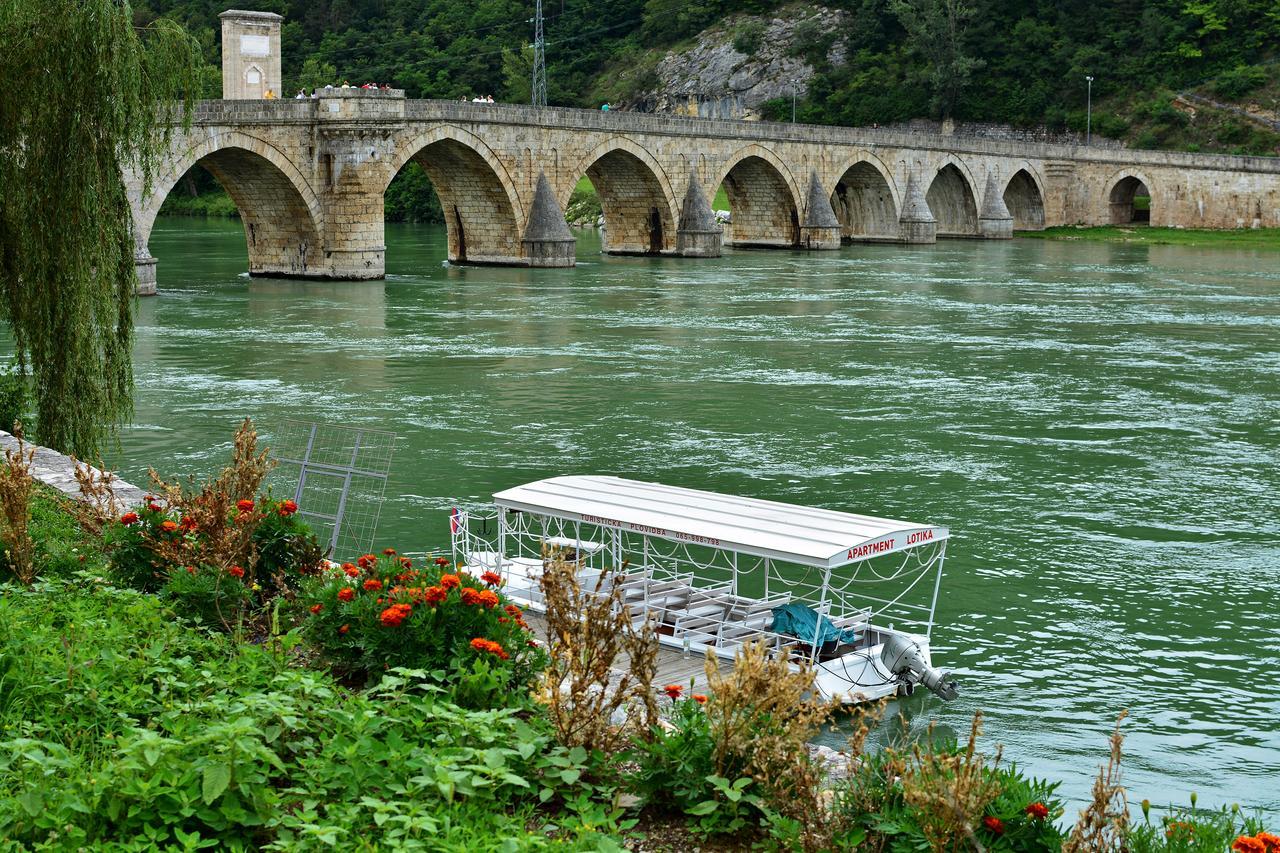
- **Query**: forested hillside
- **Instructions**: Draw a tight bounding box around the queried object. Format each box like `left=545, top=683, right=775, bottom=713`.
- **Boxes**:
left=142, top=0, right=1280, bottom=220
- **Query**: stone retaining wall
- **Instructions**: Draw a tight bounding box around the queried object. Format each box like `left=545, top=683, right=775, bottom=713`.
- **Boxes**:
left=0, top=430, right=145, bottom=511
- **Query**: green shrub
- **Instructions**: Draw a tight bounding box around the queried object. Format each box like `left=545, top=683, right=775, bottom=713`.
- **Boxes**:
left=0, top=363, right=27, bottom=434
left=251, top=495, right=325, bottom=597
left=627, top=696, right=718, bottom=816
left=161, top=562, right=255, bottom=628
left=1213, top=64, right=1268, bottom=101
left=732, top=19, right=765, bottom=56
left=298, top=552, right=547, bottom=698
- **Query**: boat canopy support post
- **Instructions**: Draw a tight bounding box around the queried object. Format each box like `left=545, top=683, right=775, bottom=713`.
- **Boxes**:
left=811, top=564, right=834, bottom=664
left=925, top=541, right=946, bottom=639
left=498, top=511, right=508, bottom=577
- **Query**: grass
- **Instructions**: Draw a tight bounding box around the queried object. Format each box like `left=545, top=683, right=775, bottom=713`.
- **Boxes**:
left=1019, top=225, right=1280, bottom=249
left=158, top=188, right=240, bottom=218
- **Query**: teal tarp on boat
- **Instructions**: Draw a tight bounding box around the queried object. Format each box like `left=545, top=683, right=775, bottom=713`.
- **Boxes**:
left=771, top=603, right=861, bottom=647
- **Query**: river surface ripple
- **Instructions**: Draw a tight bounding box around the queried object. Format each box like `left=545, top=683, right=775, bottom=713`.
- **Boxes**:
left=123, top=218, right=1280, bottom=814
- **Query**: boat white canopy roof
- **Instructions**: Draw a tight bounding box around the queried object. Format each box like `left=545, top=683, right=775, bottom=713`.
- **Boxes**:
left=492, top=476, right=948, bottom=569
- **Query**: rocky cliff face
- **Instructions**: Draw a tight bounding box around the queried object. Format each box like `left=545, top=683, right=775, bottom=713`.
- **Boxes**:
left=624, top=5, right=850, bottom=121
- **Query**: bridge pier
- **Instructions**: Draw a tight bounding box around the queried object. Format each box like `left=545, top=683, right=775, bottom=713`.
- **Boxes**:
left=800, top=170, right=842, bottom=250
left=135, top=253, right=158, bottom=297
left=897, top=174, right=938, bottom=244
left=521, top=173, right=576, bottom=267
left=977, top=170, right=1014, bottom=239
left=676, top=176, right=722, bottom=257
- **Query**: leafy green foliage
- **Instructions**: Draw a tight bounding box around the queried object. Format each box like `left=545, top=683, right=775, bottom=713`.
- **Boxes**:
left=1126, top=801, right=1270, bottom=853
left=0, top=364, right=28, bottom=435
left=0, top=1, right=202, bottom=457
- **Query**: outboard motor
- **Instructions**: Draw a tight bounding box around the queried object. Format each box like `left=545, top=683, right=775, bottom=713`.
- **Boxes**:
left=880, top=634, right=959, bottom=701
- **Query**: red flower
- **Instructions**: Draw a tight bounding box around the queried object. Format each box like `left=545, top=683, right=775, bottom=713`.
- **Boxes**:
left=356, top=554, right=378, bottom=570
left=160, top=519, right=179, bottom=533
left=382, top=547, right=397, bottom=556
left=120, top=512, right=140, bottom=526
left=236, top=499, right=255, bottom=513
left=663, top=684, right=683, bottom=700
left=424, top=586, right=447, bottom=605
left=179, top=516, right=198, bottom=532
left=228, top=565, right=245, bottom=578
left=337, top=587, right=355, bottom=602
left=147, top=502, right=163, bottom=513
left=342, top=563, right=359, bottom=577
left=460, top=587, right=482, bottom=606
left=693, top=694, right=708, bottom=704
left=278, top=499, right=298, bottom=516
left=480, top=571, right=502, bottom=587
left=339, top=624, right=349, bottom=635
left=434, top=556, right=450, bottom=566
left=439, top=574, right=461, bottom=590
left=478, top=589, right=499, bottom=608
left=185, top=566, right=197, bottom=575
left=470, top=637, right=510, bottom=660
left=363, top=578, right=383, bottom=592
left=1236, top=839, right=1267, bottom=853
left=504, top=604, right=522, bottom=617
left=1256, top=833, right=1280, bottom=853
left=399, top=556, right=413, bottom=568
left=380, top=603, right=412, bottom=627
left=310, top=603, right=323, bottom=614
left=982, top=816, right=1004, bottom=835
left=1025, top=802, right=1049, bottom=820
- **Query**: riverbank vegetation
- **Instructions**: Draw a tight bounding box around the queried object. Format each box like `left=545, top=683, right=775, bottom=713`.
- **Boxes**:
left=0, top=422, right=1273, bottom=850
left=1019, top=226, right=1280, bottom=250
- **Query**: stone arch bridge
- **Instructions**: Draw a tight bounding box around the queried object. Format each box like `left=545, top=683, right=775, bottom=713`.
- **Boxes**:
left=128, top=91, right=1280, bottom=294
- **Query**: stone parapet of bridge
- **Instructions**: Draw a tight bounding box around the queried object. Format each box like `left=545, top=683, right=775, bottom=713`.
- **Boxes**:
left=128, top=95, right=1280, bottom=294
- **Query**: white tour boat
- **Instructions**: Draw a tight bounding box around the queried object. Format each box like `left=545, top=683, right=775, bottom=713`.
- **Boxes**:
left=451, top=476, right=959, bottom=704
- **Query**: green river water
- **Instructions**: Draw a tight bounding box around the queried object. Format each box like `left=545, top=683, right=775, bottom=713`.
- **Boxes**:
left=118, top=217, right=1280, bottom=813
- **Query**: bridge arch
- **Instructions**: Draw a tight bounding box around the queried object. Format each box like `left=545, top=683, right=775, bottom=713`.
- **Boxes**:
left=1003, top=165, right=1046, bottom=231
left=1104, top=168, right=1156, bottom=225
left=386, top=125, right=525, bottom=264
left=712, top=145, right=803, bottom=248
left=568, top=137, right=679, bottom=255
left=828, top=153, right=900, bottom=241
left=925, top=158, right=980, bottom=236
left=134, top=130, right=325, bottom=278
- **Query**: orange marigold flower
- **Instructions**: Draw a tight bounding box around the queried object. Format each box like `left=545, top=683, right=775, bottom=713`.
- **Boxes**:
left=1235, top=839, right=1267, bottom=853
left=399, top=556, right=413, bottom=568
left=279, top=499, right=298, bottom=515
left=356, top=553, right=378, bottom=569
left=1025, top=802, right=1049, bottom=820
left=439, top=574, right=461, bottom=590
left=693, top=694, right=708, bottom=704
left=504, top=604, right=522, bottom=617
left=469, top=637, right=509, bottom=660
left=228, top=565, right=245, bottom=578
left=380, top=603, right=412, bottom=627
left=663, top=684, right=683, bottom=700
left=498, top=616, right=510, bottom=624
left=382, top=547, right=397, bottom=556
left=480, top=571, right=502, bottom=587
left=338, top=587, right=355, bottom=602
left=342, top=563, right=359, bottom=577
left=424, top=586, right=447, bottom=605
left=1256, top=833, right=1280, bottom=853
left=236, top=499, right=255, bottom=513
left=179, top=516, right=198, bottom=531
left=363, top=578, right=383, bottom=592
left=160, top=519, right=179, bottom=532
left=147, top=502, right=163, bottom=513
left=477, top=589, right=500, bottom=608
left=434, top=556, right=450, bottom=566
left=983, top=816, right=1004, bottom=835
left=120, top=512, right=140, bottom=525
left=460, top=587, right=482, bottom=606
left=310, top=603, right=323, bottom=615
left=339, top=624, right=349, bottom=635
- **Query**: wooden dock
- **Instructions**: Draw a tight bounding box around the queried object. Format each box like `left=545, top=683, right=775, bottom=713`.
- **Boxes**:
left=523, top=611, right=733, bottom=695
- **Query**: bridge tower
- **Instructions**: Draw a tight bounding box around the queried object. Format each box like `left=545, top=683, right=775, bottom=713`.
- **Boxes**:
left=220, top=10, right=283, bottom=100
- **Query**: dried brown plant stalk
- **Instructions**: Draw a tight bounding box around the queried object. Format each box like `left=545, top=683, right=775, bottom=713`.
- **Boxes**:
left=901, top=711, right=1004, bottom=852
left=1064, top=711, right=1130, bottom=853
left=146, top=418, right=275, bottom=577
left=703, top=640, right=839, bottom=834
left=71, top=457, right=127, bottom=535
left=0, top=431, right=36, bottom=584
left=537, top=551, right=659, bottom=753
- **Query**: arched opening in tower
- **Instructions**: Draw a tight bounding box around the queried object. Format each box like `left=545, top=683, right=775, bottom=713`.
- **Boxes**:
left=1003, top=170, right=1045, bottom=231
left=1109, top=176, right=1151, bottom=225
left=831, top=162, right=898, bottom=241
left=925, top=164, right=979, bottom=236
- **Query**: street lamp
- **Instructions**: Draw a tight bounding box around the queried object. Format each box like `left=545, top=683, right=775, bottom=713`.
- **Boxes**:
left=792, top=81, right=797, bottom=123
left=1085, top=75, right=1094, bottom=146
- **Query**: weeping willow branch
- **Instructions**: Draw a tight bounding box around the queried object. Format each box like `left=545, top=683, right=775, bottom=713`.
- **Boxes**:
left=0, top=0, right=202, bottom=456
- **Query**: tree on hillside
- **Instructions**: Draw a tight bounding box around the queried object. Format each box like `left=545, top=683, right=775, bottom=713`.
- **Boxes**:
left=0, top=0, right=201, bottom=457
left=888, top=0, right=983, bottom=119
